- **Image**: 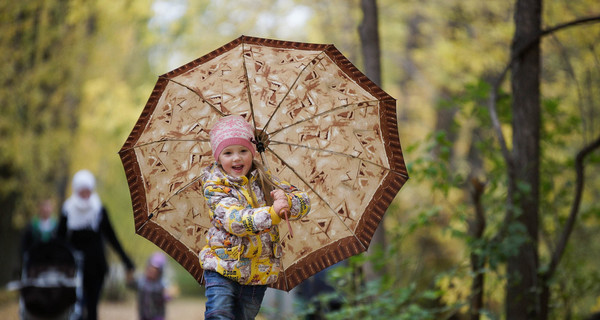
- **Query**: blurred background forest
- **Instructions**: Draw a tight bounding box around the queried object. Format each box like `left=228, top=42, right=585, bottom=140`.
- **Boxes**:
left=2, top=0, right=600, bottom=319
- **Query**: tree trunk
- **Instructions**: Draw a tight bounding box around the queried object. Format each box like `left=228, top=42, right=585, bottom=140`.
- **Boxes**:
left=358, top=0, right=385, bottom=282
left=506, top=0, right=542, bottom=319
left=359, top=0, right=382, bottom=87
left=0, top=172, right=22, bottom=285
left=0, top=1, right=86, bottom=285
left=468, top=178, right=486, bottom=320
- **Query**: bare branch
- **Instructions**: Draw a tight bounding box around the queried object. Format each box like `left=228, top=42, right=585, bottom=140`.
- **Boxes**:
left=468, top=177, right=487, bottom=239
left=487, top=75, right=514, bottom=171
left=541, top=16, right=600, bottom=38
left=543, top=135, right=600, bottom=280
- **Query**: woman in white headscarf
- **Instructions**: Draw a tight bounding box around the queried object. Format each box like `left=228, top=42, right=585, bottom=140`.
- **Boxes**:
left=57, top=169, right=135, bottom=320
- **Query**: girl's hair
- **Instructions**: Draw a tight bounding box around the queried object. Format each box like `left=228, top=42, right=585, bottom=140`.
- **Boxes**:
left=252, top=160, right=284, bottom=206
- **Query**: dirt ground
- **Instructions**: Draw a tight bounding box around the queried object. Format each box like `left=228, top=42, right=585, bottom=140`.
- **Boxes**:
left=0, top=296, right=276, bottom=320
left=100, top=298, right=206, bottom=319
left=0, top=297, right=206, bottom=320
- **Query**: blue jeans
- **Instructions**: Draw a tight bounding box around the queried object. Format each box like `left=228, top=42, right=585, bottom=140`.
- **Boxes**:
left=204, top=270, right=267, bottom=320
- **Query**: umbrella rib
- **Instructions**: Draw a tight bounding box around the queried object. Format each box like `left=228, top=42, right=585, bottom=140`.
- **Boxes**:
left=281, top=267, right=289, bottom=292
left=241, top=41, right=258, bottom=131
left=260, top=50, right=329, bottom=138
left=166, top=78, right=225, bottom=117
left=268, top=98, right=396, bottom=137
left=267, top=148, right=368, bottom=251
left=269, top=141, right=408, bottom=179
left=147, top=176, right=204, bottom=217
left=119, top=139, right=210, bottom=153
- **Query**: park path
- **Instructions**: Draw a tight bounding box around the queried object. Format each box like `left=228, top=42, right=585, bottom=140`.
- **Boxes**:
left=100, top=297, right=205, bottom=319
left=0, top=297, right=206, bottom=320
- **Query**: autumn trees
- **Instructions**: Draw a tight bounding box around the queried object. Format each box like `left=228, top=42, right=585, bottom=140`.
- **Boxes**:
left=1, top=1, right=600, bottom=319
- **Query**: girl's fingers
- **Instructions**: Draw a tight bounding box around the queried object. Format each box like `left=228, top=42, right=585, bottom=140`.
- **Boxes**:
left=271, top=189, right=287, bottom=200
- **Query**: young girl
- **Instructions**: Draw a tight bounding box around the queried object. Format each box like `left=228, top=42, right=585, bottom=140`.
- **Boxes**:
left=200, top=115, right=311, bottom=319
left=128, top=252, right=171, bottom=320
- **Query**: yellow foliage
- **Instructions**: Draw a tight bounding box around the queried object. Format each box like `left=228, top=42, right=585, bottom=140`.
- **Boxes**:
left=3, top=0, right=600, bottom=312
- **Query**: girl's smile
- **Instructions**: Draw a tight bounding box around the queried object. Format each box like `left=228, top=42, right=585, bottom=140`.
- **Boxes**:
left=218, top=144, right=253, bottom=178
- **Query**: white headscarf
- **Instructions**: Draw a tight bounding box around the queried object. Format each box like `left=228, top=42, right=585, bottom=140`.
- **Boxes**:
left=63, top=169, right=103, bottom=231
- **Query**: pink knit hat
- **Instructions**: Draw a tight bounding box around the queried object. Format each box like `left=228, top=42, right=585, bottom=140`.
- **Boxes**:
left=148, top=252, right=166, bottom=270
left=209, top=115, right=256, bottom=159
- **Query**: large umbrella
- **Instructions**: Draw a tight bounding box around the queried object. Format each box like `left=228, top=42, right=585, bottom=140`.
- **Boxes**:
left=119, top=35, right=408, bottom=291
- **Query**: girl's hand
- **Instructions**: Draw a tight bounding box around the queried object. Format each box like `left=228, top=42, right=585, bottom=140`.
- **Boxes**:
left=271, top=190, right=289, bottom=218
left=270, top=189, right=287, bottom=200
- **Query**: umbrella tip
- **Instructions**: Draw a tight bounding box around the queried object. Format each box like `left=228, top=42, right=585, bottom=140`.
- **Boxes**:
left=136, top=213, right=154, bottom=233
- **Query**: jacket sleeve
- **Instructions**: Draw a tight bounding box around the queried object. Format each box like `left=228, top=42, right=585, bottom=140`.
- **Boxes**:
left=271, top=176, right=311, bottom=221
left=99, top=207, right=135, bottom=270
left=282, top=187, right=310, bottom=221
left=203, top=182, right=281, bottom=237
left=56, top=212, right=68, bottom=240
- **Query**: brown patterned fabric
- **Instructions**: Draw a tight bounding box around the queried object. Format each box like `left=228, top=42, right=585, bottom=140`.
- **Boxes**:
left=119, top=36, right=409, bottom=291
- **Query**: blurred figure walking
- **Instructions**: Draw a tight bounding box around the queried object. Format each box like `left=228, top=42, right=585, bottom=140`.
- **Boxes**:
left=57, top=169, right=135, bottom=320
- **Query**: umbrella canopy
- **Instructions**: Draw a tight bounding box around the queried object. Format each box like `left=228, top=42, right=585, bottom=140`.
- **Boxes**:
left=119, top=35, right=408, bottom=291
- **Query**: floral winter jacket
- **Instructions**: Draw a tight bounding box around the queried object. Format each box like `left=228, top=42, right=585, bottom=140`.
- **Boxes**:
left=199, top=163, right=310, bottom=285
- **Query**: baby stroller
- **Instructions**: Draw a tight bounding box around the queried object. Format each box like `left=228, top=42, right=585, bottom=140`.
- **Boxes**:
left=8, top=239, right=83, bottom=320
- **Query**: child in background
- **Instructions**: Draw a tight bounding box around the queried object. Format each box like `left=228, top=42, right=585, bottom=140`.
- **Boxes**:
left=21, top=198, right=58, bottom=256
left=129, top=252, right=171, bottom=320
left=200, top=115, right=311, bottom=319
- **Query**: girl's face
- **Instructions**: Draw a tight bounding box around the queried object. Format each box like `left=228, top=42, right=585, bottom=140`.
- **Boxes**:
left=145, top=265, right=161, bottom=281
left=218, top=144, right=253, bottom=178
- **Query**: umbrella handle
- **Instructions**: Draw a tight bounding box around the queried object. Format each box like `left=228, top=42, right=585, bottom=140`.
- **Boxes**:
left=283, top=209, right=293, bottom=238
